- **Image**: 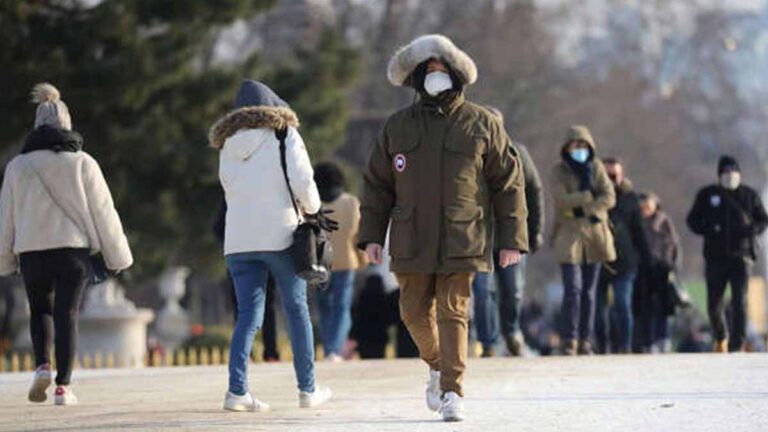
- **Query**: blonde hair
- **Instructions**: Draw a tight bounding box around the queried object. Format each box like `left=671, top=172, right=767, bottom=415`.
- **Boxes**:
left=31, top=83, right=72, bottom=130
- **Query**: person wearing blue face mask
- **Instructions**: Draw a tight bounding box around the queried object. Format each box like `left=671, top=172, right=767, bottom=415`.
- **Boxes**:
left=550, top=126, right=616, bottom=355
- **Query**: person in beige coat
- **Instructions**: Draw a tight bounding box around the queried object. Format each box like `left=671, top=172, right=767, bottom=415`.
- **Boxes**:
left=313, top=162, right=365, bottom=362
left=551, top=125, right=616, bottom=355
left=0, top=84, right=133, bottom=405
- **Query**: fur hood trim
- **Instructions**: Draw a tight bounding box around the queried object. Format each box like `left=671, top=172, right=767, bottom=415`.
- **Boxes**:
left=387, top=34, right=477, bottom=87
left=209, top=106, right=299, bottom=150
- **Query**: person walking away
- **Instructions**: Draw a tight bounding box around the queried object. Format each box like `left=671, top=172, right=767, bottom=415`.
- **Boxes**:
left=551, top=126, right=616, bottom=356
left=0, top=83, right=133, bottom=405
left=637, top=192, right=683, bottom=353
left=313, top=162, right=365, bottom=362
left=209, top=80, right=336, bottom=411
left=594, top=158, right=651, bottom=354
left=686, top=155, right=768, bottom=352
left=359, top=35, right=528, bottom=422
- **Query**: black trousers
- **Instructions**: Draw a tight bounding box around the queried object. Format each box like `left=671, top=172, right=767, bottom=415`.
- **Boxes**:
left=705, top=257, right=750, bottom=351
left=20, top=248, right=90, bottom=385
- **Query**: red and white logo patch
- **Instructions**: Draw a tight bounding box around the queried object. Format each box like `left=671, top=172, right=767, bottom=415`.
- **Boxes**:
left=394, top=153, right=407, bottom=173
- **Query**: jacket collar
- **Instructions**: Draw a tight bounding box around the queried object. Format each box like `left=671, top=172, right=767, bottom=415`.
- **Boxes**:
left=418, top=91, right=465, bottom=116
left=209, top=106, right=299, bottom=150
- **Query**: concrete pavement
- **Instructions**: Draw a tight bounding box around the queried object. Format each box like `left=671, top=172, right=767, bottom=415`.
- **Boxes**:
left=1, top=354, right=767, bottom=431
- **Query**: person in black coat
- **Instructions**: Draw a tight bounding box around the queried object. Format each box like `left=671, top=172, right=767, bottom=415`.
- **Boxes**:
left=594, top=158, right=652, bottom=354
left=686, top=155, right=768, bottom=352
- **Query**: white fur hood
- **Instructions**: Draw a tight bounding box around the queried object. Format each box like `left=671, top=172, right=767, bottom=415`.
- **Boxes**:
left=387, top=34, right=478, bottom=87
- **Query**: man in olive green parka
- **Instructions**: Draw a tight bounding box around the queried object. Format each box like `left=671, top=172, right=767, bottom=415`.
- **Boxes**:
left=358, top=34, right=528, bottom=422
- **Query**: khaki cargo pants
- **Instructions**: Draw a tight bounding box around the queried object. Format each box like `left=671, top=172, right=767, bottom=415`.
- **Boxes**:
left=396, top=272, right=473, bottom=397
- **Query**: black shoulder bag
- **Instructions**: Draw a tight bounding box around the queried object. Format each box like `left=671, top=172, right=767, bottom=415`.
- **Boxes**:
left=276, top=128, right=334, bottom=287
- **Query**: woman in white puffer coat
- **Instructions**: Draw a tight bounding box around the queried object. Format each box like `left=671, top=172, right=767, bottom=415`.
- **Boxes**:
left=208, top=80, right=332, bottom=412
left=0, top=83, right=133, bottom=406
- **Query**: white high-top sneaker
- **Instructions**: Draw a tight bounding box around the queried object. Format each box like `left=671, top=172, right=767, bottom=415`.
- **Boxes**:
left=54, top=386, right=78, bottom=406
left=440, top=391, right=465, bottom=422
left=425, top=369, right=441, bottom=412
left=28, top=365, right=52, bottom=403
left=299, top=385, right=332, bottom=408
left=223, top=392, right=270, bottom=412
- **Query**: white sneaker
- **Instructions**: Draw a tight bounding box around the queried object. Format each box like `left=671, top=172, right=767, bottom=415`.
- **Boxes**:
left=440, top=391, right=465, bottom=422
left=28, top=365, right=52, bottom=403
left=324, top=353, right=343, bottom=363
left=223, top=392, right=270, bottom=412
left=425, top=369, right=441, bottom=412
left=54, top=386, right=78, bottom=406
left=299, top=385, right=332, bottom=408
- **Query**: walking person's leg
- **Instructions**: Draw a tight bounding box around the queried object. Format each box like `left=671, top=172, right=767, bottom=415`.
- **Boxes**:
left=578, top=263, right=601, bottom=354
left=611, top=271, right=636, bottom=353
left=728, top=258, right=750, bottom=352
left=19, top=251, right=55, bottom=403
left=471, top=272, right=498, bottom=356
left=261, top=274, right=280, bottom=361
left=326, top=270, right=356, bottom=359
left=224, top=254, right=268, bottom=411
left=594, top=273, right=611, bottom=354
left=560, top=264, right=582, bottom=354
left=496, top=253, right=526, bottom=355
left=266, top=250, right=330, bottom=407
left=705, top=260, right=729, bottom=352
left=314, top=276, right=334, bottom=357
left=396, top=273, right=441, bottom=412
left=435, top=272, right=472, bottom=421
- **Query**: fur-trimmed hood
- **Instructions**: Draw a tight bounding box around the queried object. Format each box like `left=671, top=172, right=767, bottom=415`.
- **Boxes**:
left=208, top=106, right=299, bottom=150
left=387, top=34, right=477, bottom=87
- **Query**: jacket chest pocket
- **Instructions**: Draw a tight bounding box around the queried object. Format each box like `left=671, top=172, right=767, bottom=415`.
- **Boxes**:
left=389, top=141, right=420, bottom=175
left=444, top=205, right=486, bottom=258
left=389, top=206, right=416, bottom=259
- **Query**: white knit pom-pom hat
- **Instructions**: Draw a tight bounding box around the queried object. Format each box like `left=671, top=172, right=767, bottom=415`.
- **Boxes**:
left=31, top=83, right=72, bottom=130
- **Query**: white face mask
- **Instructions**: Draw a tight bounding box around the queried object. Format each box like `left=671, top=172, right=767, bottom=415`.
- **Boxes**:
left=720, top=172, right=741, bottom=190
left=423, top=71, right=453, bottom=96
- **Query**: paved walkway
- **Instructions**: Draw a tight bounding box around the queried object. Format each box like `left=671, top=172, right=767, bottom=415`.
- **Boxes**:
left=1, top=354, right=767, bottom=431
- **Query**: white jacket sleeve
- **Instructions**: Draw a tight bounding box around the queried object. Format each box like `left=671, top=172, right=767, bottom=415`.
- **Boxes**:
left=0, top=162, right=17, bottom=276
left=286, top=127, right=321, bottom=214
left=84, top=157, right=134, bottom=272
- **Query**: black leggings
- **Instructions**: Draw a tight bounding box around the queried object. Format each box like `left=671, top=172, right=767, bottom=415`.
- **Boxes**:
left=20, top=248, right=90, bottom=385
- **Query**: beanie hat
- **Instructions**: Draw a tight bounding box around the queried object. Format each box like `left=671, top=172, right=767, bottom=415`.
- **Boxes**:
left=313, top=162, right=345, bottom=203
left=717, top=155, right=740, bottom=175
left=31, top=83, right=72, bottom=131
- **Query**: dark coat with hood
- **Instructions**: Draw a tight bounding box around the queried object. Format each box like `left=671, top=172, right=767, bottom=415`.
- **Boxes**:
left=358, top=35, right=529, bottom=274
left=605, top=179, right=651, bottom=275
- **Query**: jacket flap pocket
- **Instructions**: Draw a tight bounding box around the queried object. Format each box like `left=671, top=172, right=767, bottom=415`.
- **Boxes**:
left=392, top=206, right=414, bottom=221
left=445, top=135, right=484, bottom=157
left=445, top=206, right=483, bottom=222
left=390, top=140, right=419, bottom=154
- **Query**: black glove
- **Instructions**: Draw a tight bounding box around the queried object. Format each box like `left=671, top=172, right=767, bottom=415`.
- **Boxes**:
left=530, top=233, right=544, bottom=253
left=306, top=209, right=339, bottom=232
left=572, top=207, right=586, bottom=218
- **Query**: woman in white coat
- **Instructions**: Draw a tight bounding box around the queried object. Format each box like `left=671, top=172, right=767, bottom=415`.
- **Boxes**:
left=0, top=84, right=133, bottom=405
left=208, top=80, right=333, bottom=412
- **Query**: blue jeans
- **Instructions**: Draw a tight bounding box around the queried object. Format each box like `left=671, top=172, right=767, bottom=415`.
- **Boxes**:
left=495, top=253, right=527, bottom=337
left=226, top=250, right=315, bottom=395
left=596, top=271, right=636, bottom=352
left=315, top=270, right=355, bottom=356
left=471, top=272, right=499, bottom=349
left=560, top=263, right=602, bottom=342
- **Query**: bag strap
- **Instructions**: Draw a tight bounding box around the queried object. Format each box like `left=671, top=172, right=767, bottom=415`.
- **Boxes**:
left=23, top=157, right=101, bottom=252
left=276, top=127, right=301, bottom=220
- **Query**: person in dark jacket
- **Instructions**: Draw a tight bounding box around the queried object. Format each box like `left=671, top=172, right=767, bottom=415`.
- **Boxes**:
left=470, top=108, right=545, bottom=357
left=686, top=155, right=768, bottom=352
left=594, top=158, right=651, bottom=354
left=635, top=192, right=684, bottom=353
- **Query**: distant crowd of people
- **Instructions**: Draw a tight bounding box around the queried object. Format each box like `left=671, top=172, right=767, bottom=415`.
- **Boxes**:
left=1, top=34, right=767, bottom=424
